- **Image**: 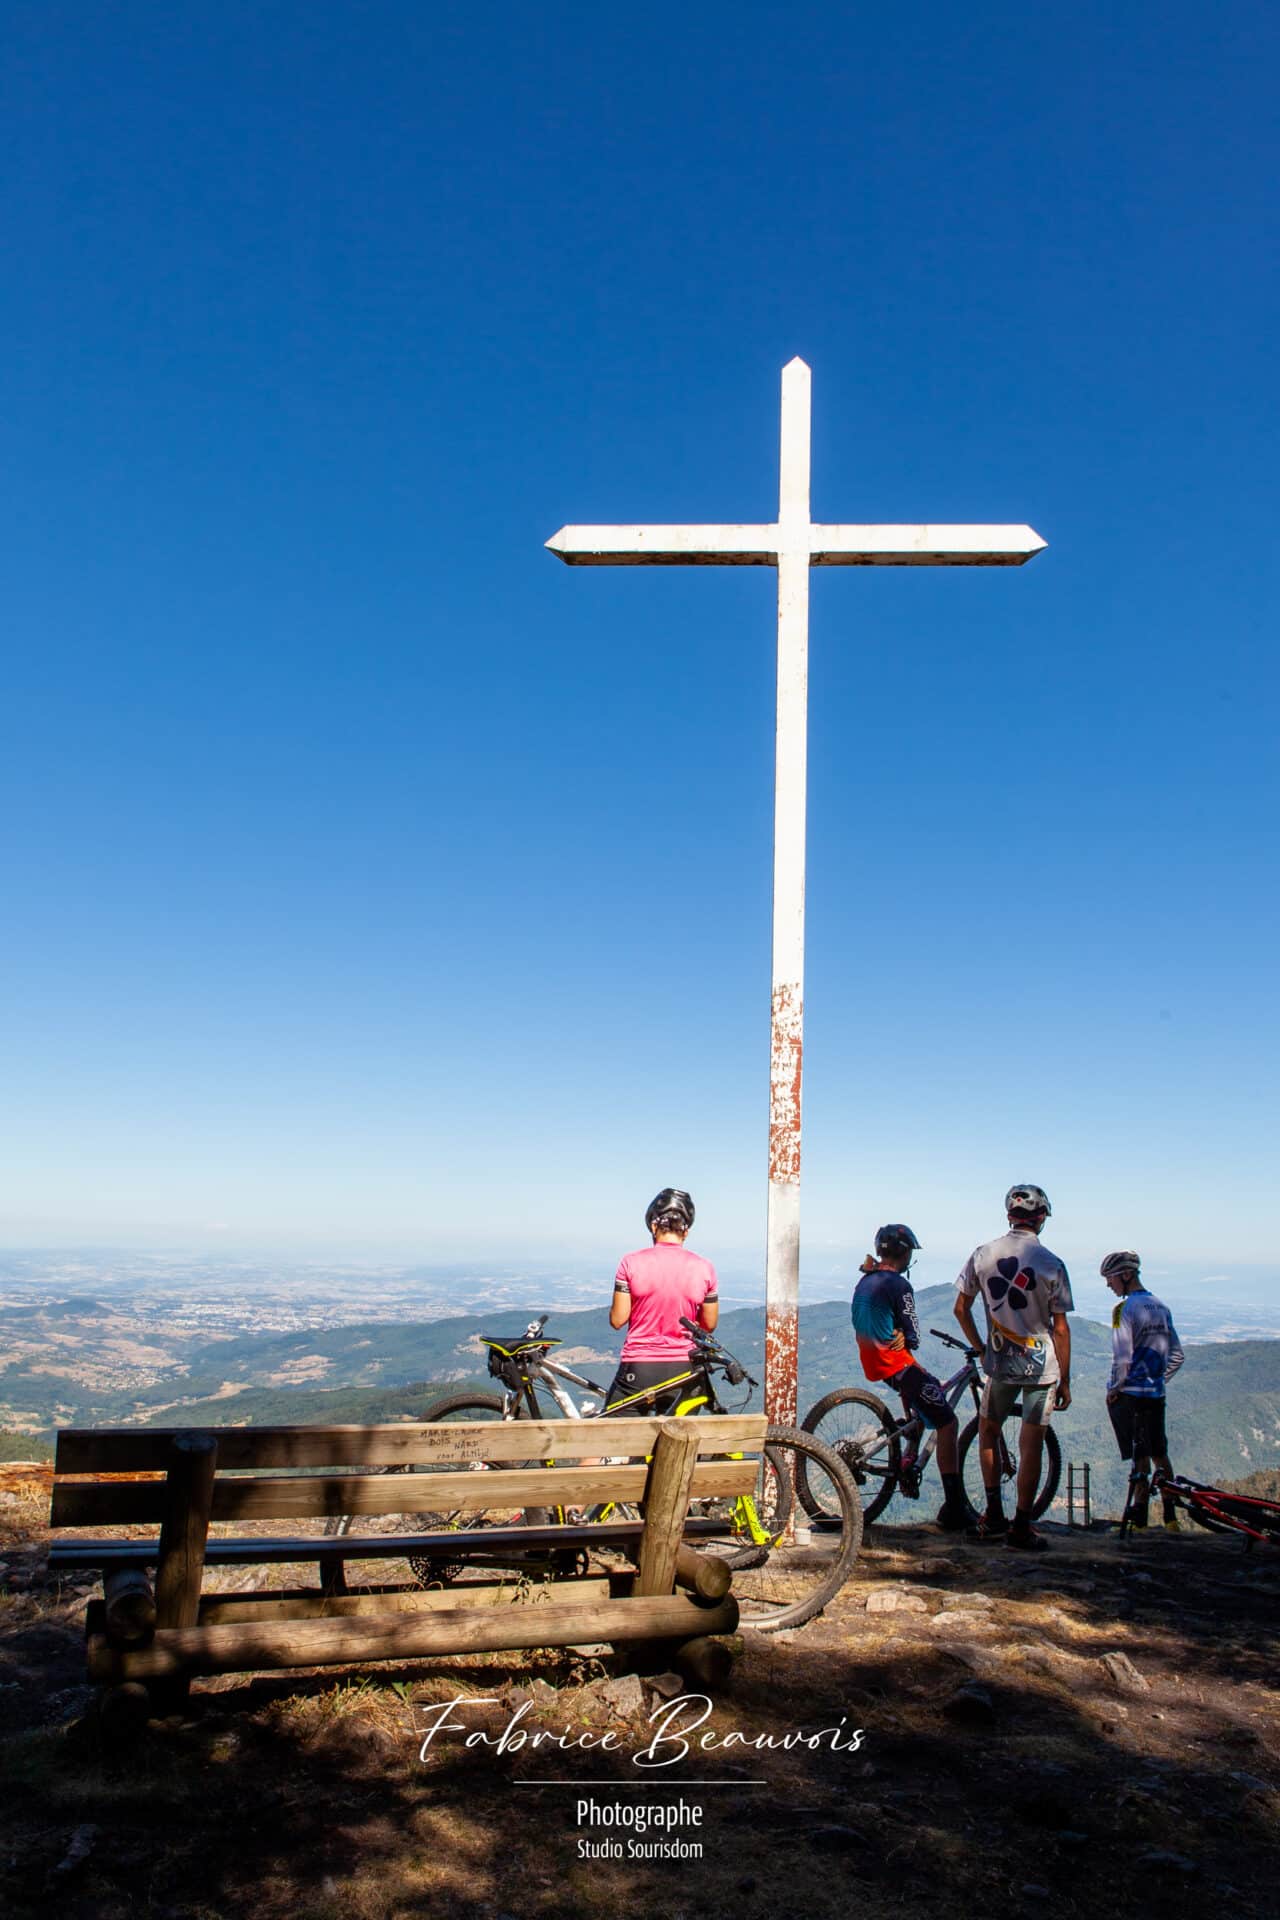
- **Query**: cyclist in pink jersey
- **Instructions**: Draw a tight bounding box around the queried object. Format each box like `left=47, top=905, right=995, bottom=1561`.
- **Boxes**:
left=604, top=1188, right=719, bottom=1413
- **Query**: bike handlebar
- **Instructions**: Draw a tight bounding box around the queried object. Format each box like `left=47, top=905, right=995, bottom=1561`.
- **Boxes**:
left=678, top=1316, right=757, bottom=1389
left=930, top=1327, right=982, bottom=1359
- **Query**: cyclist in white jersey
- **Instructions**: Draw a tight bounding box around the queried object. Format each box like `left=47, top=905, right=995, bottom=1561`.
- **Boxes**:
left=954, top=1183, right=1073, bottom=1550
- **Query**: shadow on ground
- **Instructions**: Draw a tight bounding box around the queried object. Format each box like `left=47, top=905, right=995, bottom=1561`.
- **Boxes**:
left=1, top=1489, right=1277, bottom=1920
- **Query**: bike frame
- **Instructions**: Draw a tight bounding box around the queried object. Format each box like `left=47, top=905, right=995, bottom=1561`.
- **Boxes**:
left=1153, top=1472, right=1280, bottom=1546
left=857, top=1355, right=984, bottom=1472
left=497, top=1351, right=717, bottom=1421
left=490, top=1337, right=772, bottom=1548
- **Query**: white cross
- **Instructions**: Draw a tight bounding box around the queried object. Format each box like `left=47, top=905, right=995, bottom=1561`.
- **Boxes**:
left=547, top=358, right=1045, bottom=1425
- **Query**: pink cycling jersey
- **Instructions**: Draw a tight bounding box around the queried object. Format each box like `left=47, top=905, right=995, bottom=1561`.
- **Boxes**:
left=614, top=1244, right=719, bottom=1361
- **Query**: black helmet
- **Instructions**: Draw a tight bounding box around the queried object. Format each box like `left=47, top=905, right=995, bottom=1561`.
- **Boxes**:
left=1100, top=1250, right=1140, bottom=1281
left=645, top=1188, right=695, bottom=1234
left=1005, top=1184, right=1052, bottom=1219
left=875, top=1223, right=921, bottom=1259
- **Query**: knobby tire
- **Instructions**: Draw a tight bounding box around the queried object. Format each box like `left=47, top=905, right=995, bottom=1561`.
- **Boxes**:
left=957, top=1413, right=1061, bottom=1521
left=799, top=1387, right=902, bottom=1525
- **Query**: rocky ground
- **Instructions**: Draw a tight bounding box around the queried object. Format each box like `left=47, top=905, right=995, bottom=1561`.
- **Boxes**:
left=1, top=1463, right=1277, bottom=1920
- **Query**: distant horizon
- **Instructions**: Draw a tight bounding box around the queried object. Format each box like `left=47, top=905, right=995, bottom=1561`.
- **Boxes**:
left=2, top=1236, right=1277, bottom=1338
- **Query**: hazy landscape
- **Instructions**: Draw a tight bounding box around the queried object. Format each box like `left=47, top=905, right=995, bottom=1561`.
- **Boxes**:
left=3, top=1255, right=1277, bottom=1516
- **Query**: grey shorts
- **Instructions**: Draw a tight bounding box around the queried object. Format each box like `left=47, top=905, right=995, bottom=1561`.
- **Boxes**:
left=980, top=1378, right=1056, bottom=1426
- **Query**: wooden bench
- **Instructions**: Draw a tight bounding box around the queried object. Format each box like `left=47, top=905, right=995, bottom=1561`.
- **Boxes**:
left=49, top=1413, right=767, bottom=1708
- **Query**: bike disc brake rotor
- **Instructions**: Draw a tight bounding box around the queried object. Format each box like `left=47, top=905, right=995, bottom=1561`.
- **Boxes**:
left=838, top=1438, right=872, bottom=1483
left=407, top=1553, right=467, bottom=1585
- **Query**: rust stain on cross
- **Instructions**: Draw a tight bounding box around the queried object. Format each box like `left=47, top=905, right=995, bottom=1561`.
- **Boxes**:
left=768, top=982, right=803, bottom=1183
left=764, top=1301, right=799, bottom=1428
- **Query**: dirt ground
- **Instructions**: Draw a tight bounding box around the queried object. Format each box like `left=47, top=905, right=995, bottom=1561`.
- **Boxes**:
left=2, top=1464, right=1277, bottom=1920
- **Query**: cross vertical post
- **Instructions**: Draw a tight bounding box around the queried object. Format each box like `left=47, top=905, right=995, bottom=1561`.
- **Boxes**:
left=545, top=362, right=1045, bottom=1423
left=765, top=359, right=812, bottom=1424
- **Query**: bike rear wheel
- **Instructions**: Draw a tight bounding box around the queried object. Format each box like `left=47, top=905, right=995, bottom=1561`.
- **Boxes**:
left=322, top=1391, right=557, bottom=1589
left=957, top=1411, right=1061, bottom=1522
left=799, top=1388, right=902, bottom=1525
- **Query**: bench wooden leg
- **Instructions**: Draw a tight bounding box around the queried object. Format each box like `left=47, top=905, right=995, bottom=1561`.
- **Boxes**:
left=673, top=1543, right=731, bottom=1601
left=104, top=1567, right=157, bottom=1645
left=636, top=1421, right=700, bottom=1598
left=625, top=1423, right=737, bottom=1684
left=97, top=1681, right=153, bottom=1744
left=151, top=1433, right=218, bottom=1710
left=320, top=1559, right=348, bottom=1597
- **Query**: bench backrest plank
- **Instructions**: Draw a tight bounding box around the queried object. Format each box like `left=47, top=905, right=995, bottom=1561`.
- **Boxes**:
left=51, top=1454, right=760, bottom=1529
left=55, top=1413, right=768, bottom=1475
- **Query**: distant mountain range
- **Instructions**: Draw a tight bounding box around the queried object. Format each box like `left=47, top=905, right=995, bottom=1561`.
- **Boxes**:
left=3, top=1285, right=1277, bottom=1514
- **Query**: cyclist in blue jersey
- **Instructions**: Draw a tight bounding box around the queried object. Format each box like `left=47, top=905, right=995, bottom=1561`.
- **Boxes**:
left=851, top=1224, right=967, bottom=1531
left=1102, top=1250, right=1184, bottom=1532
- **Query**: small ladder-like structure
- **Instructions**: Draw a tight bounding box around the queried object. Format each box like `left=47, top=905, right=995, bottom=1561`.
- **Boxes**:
left=1066, top=1460, right=1093, bottom=1529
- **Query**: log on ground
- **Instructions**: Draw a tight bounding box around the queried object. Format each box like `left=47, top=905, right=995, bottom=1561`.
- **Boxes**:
left=88, top=1590, right=740, bottom=1682
left=673, top=1635, right=736, bottom=1690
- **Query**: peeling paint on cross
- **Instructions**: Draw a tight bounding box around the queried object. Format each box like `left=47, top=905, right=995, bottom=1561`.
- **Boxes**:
left=547, top=359, right=1046, bottom=1425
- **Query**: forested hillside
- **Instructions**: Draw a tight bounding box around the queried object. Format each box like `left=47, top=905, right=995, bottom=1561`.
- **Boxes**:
left=5, top=1290, right=1278, bottom=1515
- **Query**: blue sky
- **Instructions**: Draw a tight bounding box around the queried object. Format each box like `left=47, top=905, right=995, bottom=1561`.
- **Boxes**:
left=2, top=3, right=1276, bottom=1293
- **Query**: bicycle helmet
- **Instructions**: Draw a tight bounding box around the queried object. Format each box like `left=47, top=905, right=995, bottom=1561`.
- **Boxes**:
left=645, top=1188, right=695, bottom=1234
left=874, top=1223, right=921, bottom=1259
left=1100, top=1250, right=1141, bottom=1281
left=1005, top=1183, right=1052, bottom=1219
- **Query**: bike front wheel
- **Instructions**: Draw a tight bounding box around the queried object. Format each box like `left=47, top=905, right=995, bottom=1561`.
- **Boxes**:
left=691, top=1426, right=862, bottom=1631
left=799, top=1388, right=902, bottom=1525
left=685, top=1443, right=794, bottom=1575
left=957, top=1411, right=1062, bottom=1522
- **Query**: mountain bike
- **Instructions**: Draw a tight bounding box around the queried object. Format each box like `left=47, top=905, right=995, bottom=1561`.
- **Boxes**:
left=325, top=1313, right=862, bottom=1630
left=797, top=1329, right=1062, bottom=1525
left=1139, top=1472, right=1280, bottom=1548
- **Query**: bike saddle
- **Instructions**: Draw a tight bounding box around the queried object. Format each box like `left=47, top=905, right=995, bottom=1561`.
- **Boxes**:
left=479, top=1334, right=561, bottom=1354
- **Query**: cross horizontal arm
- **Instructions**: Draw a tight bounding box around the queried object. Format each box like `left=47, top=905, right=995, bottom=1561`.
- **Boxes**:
left=808, top=524, right=1046, bottom=566
left=546, top=525, right=780, bottom=565
left=546, top=523, right=1047, bottom=567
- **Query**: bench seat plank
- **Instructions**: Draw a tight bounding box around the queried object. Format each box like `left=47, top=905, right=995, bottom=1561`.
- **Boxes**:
left=47, top=1513, right=731, bottom=1570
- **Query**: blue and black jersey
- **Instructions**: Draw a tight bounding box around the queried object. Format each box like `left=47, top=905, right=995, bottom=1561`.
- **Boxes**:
left=851, top=1266, right=920, bottom=1382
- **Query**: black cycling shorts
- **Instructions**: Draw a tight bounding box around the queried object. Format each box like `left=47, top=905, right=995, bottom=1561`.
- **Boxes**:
left=1109, top=1394, right=1168, bottom=1462
left=603, top=1359, right=707, bottom=1415
left=887, top=1363, right=956, bottom=1431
